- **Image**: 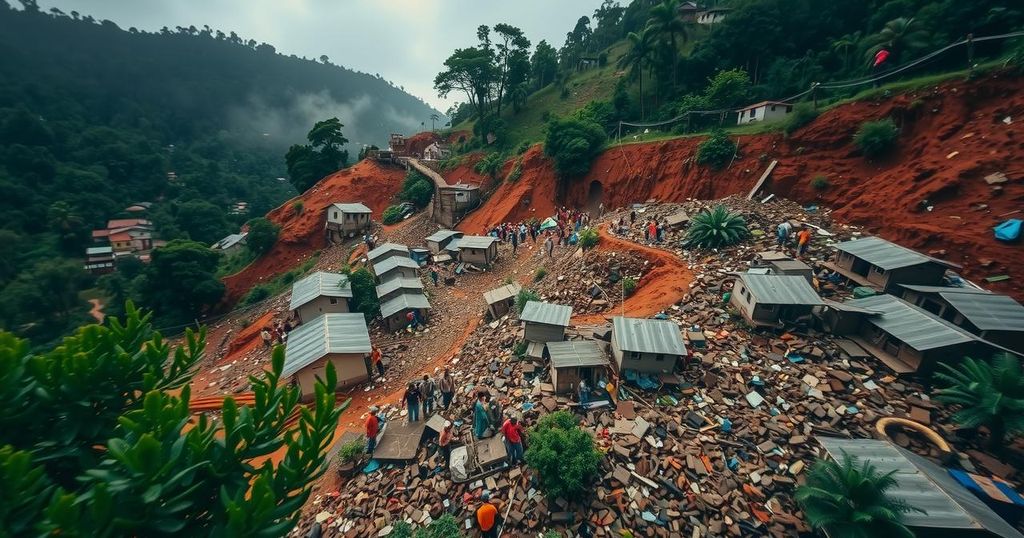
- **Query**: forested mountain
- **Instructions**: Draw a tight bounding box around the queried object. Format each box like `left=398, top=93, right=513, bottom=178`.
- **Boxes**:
left=0, top=1, right=439, bottom=345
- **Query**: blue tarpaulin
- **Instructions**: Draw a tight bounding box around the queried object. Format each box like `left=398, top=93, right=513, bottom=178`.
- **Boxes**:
left=995, top=219, right=1022, bottom=242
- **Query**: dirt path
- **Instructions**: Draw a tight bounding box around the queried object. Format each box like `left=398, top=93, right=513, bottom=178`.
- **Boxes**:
left=573, top=226, right=694, bottom=325
left=88, top=299, right=104, bottom=323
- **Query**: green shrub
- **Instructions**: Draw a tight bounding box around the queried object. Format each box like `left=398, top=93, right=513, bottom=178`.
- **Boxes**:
left=515, top=288, right=540, bottom=314
left=578, top=227, right=599, bottom=250
left=245, top=217, right=280, bottom=255
left=513, top=341, right=528, bottom=357
left=475, top=152, right=505, bottom=181
left=242, top=284, right=271, bottom=305
left=783, top=103, right=819, bottom=136
left=391, top=515, right=464, bottom=538
left=506, top=159, right=523, bottom=183
left=532, top=267, right=547, bottom=282
left=515, top=141, right=532, bottom=155
left=525, top=411, right=602, bottom=501
left=684, top=205, right=749, bottom=249
left=342, top=266, right=380, bottom=320
left=543, top=116, right=606, bottom=181
left=622, top=276, right=637, bottom=297
left=337, top=437, right=366, bottom=465
left=811, top=175, right=831, bottom=191
left=291, top=200, right=304, bottom=215
left=854, top=118, right=899, bottom=159
left=696, top=131, right=736, bottom=170
left=382, top=205, right=404, bottom=225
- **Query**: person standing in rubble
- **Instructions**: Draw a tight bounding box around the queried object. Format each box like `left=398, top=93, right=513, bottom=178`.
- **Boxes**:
left=476, top=491, right=501, bottom=538
left=439, top=368, right=455, bottom=409
left=797, top=226, right=813, bottom=258
left=776, top=219, right=793, bottom=248
left=439, top=421, right=456, bottom=467
left=419, top=374, right=436, bottom=418
left=511, top=229, right=518, bottom=254
left=486, top=395, right=503, bottom=432
left=371, top=346, right=385, bottom=378
left=473, top=392, right=490, bottom=439
left=500, top=416, right=526, bottom=464
left=429, top=264, right=439, bottom=286
left=403, top=382, right=421, bottom=423
left=365, top=406, right=380, bottom=454
left=544, top=234, right=554, bottom=258
left=578, top=379, right=590, bottom=407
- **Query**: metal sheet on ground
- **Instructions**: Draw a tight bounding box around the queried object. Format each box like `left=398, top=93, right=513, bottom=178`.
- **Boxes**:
left=373, top=421, right=426, bottom=461
left=836, top=339, right=870, bottom=358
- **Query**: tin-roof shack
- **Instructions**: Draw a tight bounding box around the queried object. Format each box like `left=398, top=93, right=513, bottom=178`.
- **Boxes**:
left=825, top=236, right=958, bottom=293
left=367, top=243, right=411, bottom=268
left=380, top=293, right=431, bottom=332
left=483, top=283, right=522, bottom=319
left=520, top=301, right=572, bottom=344
left=425, top=229, right=464, bottom=254
left=455, top=235, right=499, bottom=266
left=900, top=284, right=1024, bottom=354
left=767, top=259, right=813, bottom=282
left=373, top=256, right=420, bottom=284
left=211, top=232, right=248, bottom=257
left=325, top=202, right=372, bottom=242
left=817, top=436, right=1024, bottom=538
left=611, top=316, right=687, bottom=374
left=730, top=273, right=823, bottom=327
left=283, top=313, right=372, bottom=398
left=289, top=272, right=353, bottom=323
left=829, top=294, right=1010, bottom=375
left=547, top=340, right=610, bottom=394
left=376, top=277, right=425, bottom=304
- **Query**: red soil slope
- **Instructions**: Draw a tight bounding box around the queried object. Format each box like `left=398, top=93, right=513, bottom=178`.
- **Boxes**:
left=459, top=73, right=1024, bottom=299
left=222, top=160, right=407, bottom=302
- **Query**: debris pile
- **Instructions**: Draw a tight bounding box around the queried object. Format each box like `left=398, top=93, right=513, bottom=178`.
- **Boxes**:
left=532, top=249, right=651, bottom=314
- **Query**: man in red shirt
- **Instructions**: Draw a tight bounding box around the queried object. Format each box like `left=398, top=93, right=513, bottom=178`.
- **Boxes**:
left=365, top=406, right=380, bottom=454
left=500, top=416, right=525, bottom=463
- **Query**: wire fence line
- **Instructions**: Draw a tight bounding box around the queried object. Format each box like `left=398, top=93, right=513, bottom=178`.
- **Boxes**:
left=616, top=30, right=1024, bottom=133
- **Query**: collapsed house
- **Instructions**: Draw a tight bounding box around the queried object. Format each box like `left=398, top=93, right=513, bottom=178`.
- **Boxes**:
left=283, top=313, right=372, bottom=398
left=729, top=273, right=824, bottom=327
left=483, top=283, right=522, bottom=319
left=899, top=285, right=1024, bottom=354
left=824, top=236, right=958, bottom=293
left=289, top=271, right=353, bottom=323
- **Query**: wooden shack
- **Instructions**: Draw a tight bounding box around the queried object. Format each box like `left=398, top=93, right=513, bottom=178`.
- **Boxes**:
left=375, top=277, right=425, bottom=304
left=483, top=283, right=522, bottom=319
left=729, top=273, right=823, bottom=327
left=433, top=184, right=481, bottom=229
left=520, top=301, right=572, bottom=344
left=367, top=243, right=410, bottom=270
left=900, top=284, right=1024, bottom=354
left=380, top=293, right=432, bottom=332
left=425, top=229, right=464, bottom=254
left=283, top=313, right=371, bottom=399
left=547, top=340, right=610, bottom=394
left=325, top=203, right=372, bottom=241
left=456, top=235, right=499, bottom=266
left=824, top=236, right=958, bottom=293
left=373, top=256, right=420, bottom=284
left=611, top=316, right=687, bottom=374
left=289, top=271, right=353, bottom=323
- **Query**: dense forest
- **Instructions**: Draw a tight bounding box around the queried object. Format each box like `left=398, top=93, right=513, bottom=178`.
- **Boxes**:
left=0, top=1, right=439, bottom=345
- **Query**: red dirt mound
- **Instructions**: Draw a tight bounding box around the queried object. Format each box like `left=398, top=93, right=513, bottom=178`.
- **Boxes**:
left=222, top=160, right=407, bottom=302
left=459, top=73, right=1024, bottom=299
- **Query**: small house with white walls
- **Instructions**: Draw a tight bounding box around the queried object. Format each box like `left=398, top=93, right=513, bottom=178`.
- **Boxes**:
left=737, top=101, right=794, bottom=125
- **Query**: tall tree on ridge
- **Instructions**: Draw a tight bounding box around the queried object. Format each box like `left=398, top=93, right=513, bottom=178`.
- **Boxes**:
left=618, top=27, right=658, bottom=120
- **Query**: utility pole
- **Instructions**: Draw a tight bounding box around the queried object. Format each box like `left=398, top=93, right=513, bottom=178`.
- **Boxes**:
left=966, top=33, right=975, bottom=76
left=811, top=82, right=821, bottom=109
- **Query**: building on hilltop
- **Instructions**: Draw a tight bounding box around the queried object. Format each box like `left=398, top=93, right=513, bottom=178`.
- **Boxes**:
left=211, top=232, right=247, bottom=257
left=325, top=202, right=372, bottom=242
left=737, top=101, right=794, bottom=125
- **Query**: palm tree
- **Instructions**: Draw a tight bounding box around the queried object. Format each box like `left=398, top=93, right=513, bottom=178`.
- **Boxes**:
left=934, top=353, right=1024, bottom=449
left=862, top=17, right=930, bottom=66
left=509, top=84, right=529, bottom=114
left=796, top=454, right=921, bottom=538
left=618, top=28, right=657, bottom=120
left=429, top=113, right=440, bottom=131
left=646, top=0, right=687, bottom=86
left=831, top=32, right=861, bottom=73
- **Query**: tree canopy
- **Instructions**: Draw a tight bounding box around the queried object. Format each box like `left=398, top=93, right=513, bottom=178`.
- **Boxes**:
left=285, top=118, right=350, bottom=193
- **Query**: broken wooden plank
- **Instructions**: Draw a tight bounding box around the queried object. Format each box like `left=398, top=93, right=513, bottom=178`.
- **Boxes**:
left=747, top=160, right=778, bottom=200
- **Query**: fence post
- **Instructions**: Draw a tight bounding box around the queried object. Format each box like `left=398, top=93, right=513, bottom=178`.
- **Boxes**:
left=811, top=82, right=820, bottom=109
left=966, top=33, right=975, bottom=74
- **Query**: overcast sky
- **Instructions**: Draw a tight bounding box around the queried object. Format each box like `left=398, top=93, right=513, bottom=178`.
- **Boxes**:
left=32, top=0, right=606, bottom=112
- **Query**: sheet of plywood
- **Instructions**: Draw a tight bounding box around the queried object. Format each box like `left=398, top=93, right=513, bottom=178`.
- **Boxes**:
left=373, top=421, right=426, bottom=461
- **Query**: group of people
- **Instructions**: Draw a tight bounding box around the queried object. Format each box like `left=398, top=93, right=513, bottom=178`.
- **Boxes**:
left=486, top=206, right=594, bottom=258
left=776, top=218, right=814, bottom=257
left=260, top=317, right=294, bottom=348
left=400, top=369, right=456, bottom=423
left=612, top=209, right=667, bottom=243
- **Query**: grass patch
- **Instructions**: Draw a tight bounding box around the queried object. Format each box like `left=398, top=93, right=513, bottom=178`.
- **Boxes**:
left=240, top=253, right=319, bottom=305
left=216, top=249, right=258, bottom=278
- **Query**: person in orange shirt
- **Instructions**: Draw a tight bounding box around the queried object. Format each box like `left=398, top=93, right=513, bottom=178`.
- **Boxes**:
left=370, top=346, right=384, bottom=378
left=797, top=227, right=813, bottom=257
left=476, top=491, right=500, bottom=538
left=365, top=406, right=380, bottom=454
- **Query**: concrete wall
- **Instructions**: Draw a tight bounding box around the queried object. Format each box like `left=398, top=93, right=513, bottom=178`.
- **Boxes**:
left=293, top=352, right=368, bottom=399
left=383, top=307, right=430, bottom=332
left=738, top=103, right=792, bottom=124
left=296, top=296, right=350, bottom=323
left=524, top=322, right=566, bottom=344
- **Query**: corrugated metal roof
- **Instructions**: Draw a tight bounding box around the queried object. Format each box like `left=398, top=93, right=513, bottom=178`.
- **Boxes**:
left=86, top=246, right=113, bottom=255
left=520, top=301, right=572, bottom=327
left=373, top=256, right=420, bottom=278
left=845, top=294, right=976, bottom=351
left=833, top=236, right=958, bottom=270
left=331, top=202, right=372, bottom=214
left=212, top=233, right=247, bottom=250
left=769, top=259, right=812, bottom=272
left=380, top=292, right=431, bottom=318
left=425, top=229, right=463, bottom=243
left=457, top=235, right=498, bottom=250
left=483, top=283, right=521, bottom=305
left=940, top=292, right=1024, bottom=332
left=289, top=272, right=353, bottom=310
left=737, top=273, right=823, bottom=305
left=367, top=243, right=410, bottom=262
left=548, top=340, right=609, bottom=369
left=900, top=284, right=991, bottom=295
left=612, top=316, right=687, bottom=356
left=821, top=298, right=884, bottom=315
left=817, top=437, right=1024, bottom=538
left=375, top=277, right=424, bottom=299
left=282, top=313, right=371, bottom=378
